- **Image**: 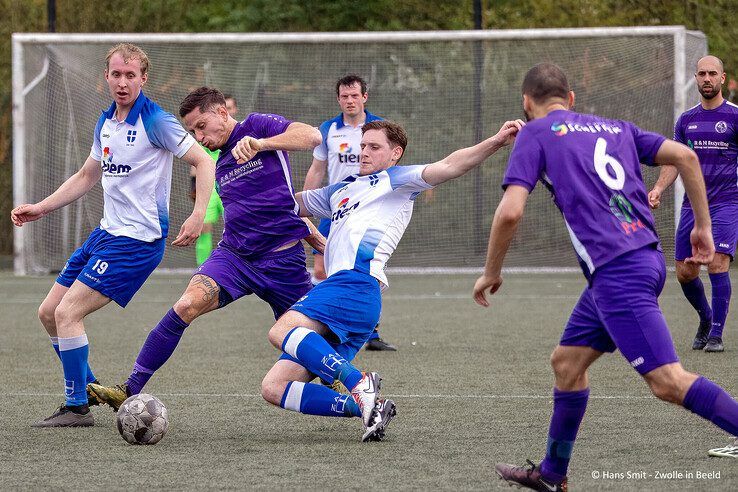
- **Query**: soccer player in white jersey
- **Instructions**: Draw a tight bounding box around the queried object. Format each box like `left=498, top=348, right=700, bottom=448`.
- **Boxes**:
left=260, top=118, right=523, bottom=441
left=304, top=74, right=396, bottom=351
left=10, top=43, right=214, bottom=427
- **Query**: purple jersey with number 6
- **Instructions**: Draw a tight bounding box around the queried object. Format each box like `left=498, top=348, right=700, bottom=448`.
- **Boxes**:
left=215, top=113, right=309, bottom=257
left=503, top=109, right=666, bottom=279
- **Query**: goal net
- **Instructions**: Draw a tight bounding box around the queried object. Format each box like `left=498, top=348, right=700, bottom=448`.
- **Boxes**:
left=13, top=28, right=706, bottom=275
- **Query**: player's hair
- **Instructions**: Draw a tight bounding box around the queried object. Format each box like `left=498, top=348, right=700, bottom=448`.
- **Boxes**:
left=521, top=63, right=570, bottom=103
left=105, top=43, right=150, bottom=75
left=362, top=121, right=408, bottom=162
left=179, top=87, right=227, bottom=117
left=336, top=74, right=367, bottom=95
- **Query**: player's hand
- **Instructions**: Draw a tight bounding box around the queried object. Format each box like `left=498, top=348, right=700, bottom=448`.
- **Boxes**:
left=493, top=119, right=525, bottom=147
left=232, top=136, right=263, bottom=164
left=11, top=203, right=46, bottom=226
left=301, top=217, right=326, bottom=254
left=686, top=226, right=715, bottom=265
left=647, top=187, right=662, bottom=209
left=172, top=213, right=204, bottom=247
left=472, top=274, right=503, bottom=307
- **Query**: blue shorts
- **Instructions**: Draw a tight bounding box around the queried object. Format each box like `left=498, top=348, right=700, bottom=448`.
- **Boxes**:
left=560, top=245, right=679, bottom=375
left=311, top=218, right=331, bottom=255
left=56, top=227, right=165, bottom=307
left=196, top=242, right=313, bottom=320
left=675, top=202, right=738, bottom=261
left=282, top=269, right=382, bottom=365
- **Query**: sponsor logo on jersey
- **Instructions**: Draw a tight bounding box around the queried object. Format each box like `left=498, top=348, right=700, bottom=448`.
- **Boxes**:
left=338, top=142, right=360, bottom=164
left=715, top=121, right=728, bottom=133
left=551, top=121, right=622, bottom=136
left=551, top=123, right=568, bottom=136
left=332, top=197, right=360, bottom=222
left=609, top=193, right=645, bottom=235
left=630, top=356, right=644, bottom=368
left=719, top=243, right=730, bottom=249
left=687, top=124, right=698, bottom=130
left=101, top=147, right=132, bottom=175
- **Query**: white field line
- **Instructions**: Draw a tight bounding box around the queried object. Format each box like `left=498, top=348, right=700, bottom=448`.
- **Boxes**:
left=6, top=392, right=655, bottom=400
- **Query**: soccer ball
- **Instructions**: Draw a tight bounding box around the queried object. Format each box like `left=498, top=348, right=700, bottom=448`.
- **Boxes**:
left=116, top=393, right=169, bottom=445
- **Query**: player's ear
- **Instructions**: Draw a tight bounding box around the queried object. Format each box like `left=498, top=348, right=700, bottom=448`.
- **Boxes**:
left=567, top=91, right=575, bottom=110
left=392, top=145, right=403, bottom=163
left=141, top=72, right=147, bottom=85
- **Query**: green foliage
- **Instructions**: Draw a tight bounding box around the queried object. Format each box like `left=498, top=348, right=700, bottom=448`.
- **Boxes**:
left=2, top=0, right=737, bottom=257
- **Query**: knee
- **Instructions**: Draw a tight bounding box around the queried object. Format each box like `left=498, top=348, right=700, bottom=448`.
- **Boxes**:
left=173, top=293, right=205, bottom=322
left=53, top=303, right=76, bottom=329
left=550, top=350, right=585, bottom=389
left=38, top=303, right=55, bottom=328
left=268, top=325, right=285, bottom=349
left=676, top=264, right=698, bottom=284
left=260, top=376, right=287, bottom=406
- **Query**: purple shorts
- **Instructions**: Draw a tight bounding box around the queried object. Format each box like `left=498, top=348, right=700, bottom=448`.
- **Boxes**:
left=675, top=202, right=738, bottom=261
left=196, top=242, right=312, bottom=319
left=560, top=245, right=679, bottom=375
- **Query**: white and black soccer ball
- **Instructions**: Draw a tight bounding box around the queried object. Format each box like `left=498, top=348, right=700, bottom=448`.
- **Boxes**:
left=116, top=393, right=169, bottom=445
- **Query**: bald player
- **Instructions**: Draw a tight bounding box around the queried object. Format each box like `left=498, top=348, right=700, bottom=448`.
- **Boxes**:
left=649, top=55, right=738, bottom=353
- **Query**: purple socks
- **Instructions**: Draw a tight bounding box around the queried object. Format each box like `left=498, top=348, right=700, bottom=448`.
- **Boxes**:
left=708, top=272, right=731, bottom=339
left=126, top=309, right=189, bottom=394
left=539, top=387, right=590, bottom=482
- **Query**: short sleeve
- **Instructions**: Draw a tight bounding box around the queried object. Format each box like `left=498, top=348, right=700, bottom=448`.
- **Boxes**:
left=301, top=184, right=339, bottom=219
left=673, top=114, right=685, bottom=144
left=144, top=112, right=196, bottom=158
left=385, top=165, right=434, bottom=193
left=313, top=121, right=330, bottom=160
left=502, top=128, right=545, bottom=191
left=630, top=123, right=667, bottom=166
left=90, top=114, right=106, bottom=160
left=247, top=113, right=292, bottom=139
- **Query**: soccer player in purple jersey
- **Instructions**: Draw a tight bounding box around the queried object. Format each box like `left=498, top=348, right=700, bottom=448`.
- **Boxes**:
left=88, top=87, right=324, bottom=409
left=474, top=63, right=738, bottom=491
left=649, top=55, right=738, bottom=353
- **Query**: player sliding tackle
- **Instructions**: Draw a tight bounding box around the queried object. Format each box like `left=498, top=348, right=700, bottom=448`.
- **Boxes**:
left=261, top=118, right=523, bottom=442
left=474, top=63, right=738, bottom=492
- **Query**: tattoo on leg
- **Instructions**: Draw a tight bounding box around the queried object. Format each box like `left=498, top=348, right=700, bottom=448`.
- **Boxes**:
left=191, top=275, right=219, bottom=304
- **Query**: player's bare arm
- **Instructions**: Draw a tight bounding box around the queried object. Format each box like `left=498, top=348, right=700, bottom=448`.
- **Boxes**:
left=303, top=157, right=328, bottom=191
left=171, top=144, right=215, bottom=247
left=473, top=185, right=529, bottom=307
left=648, top=164, right=679, bottom=209
left=654, top=139, right=714, bottom=264
left=301, top=217, right=326, bottom=254
left=11, top=155, right=102, bottom=227
left=232, top=122, right=322, bottom=163
left=421, top=120, right=524, bottom=187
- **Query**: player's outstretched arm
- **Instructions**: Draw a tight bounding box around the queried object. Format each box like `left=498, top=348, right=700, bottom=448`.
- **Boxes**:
left=654, top=140, right=714, bottom=264
left=422, top=120, right=524, bottom=187
left=232, top=123, right=322, bottom=163
left=172, top=144, right=215, bottom=247
left=11, top=155, right=102, bottom=227
left=304, top=158, right=328, bottom=191
left=648, top=164, right=679, bottom=209
left=473, top=185, right=529, bottom=307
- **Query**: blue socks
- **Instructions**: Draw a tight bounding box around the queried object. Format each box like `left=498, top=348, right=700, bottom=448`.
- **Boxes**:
left=680, top=277, right=712, bottom=324
left=683, top=376, right=738, bottom=436
left=540, top=388, right=590, bottom=483
left=708, top=272, right=731, bottom=339
left=127, top=309, right=189, bottom=395
left=281, top=327, right=363, bottom=390
left=51, top=336, right=96, bottom=384
left=58, top=334, right=90, bottom=406
left=280, top=381, right=360, bottom=417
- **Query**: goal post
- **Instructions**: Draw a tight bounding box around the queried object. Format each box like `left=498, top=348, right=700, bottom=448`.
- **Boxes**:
left=12, top=27, right=706, bottom=275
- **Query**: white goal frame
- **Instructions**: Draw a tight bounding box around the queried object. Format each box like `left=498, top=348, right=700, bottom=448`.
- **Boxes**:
left=12, top=26, right=705, bottom=275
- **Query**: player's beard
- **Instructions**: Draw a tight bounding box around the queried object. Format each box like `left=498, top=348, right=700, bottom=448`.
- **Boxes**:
left=699, top=84, right=721, bottom=100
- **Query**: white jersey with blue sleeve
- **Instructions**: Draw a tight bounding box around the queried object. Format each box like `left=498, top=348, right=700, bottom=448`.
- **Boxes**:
left=90, top=92, right=195, bottom=242
left=301, top=164, right=433, bottom=287
left=313, top=111, right=383, bottom=185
